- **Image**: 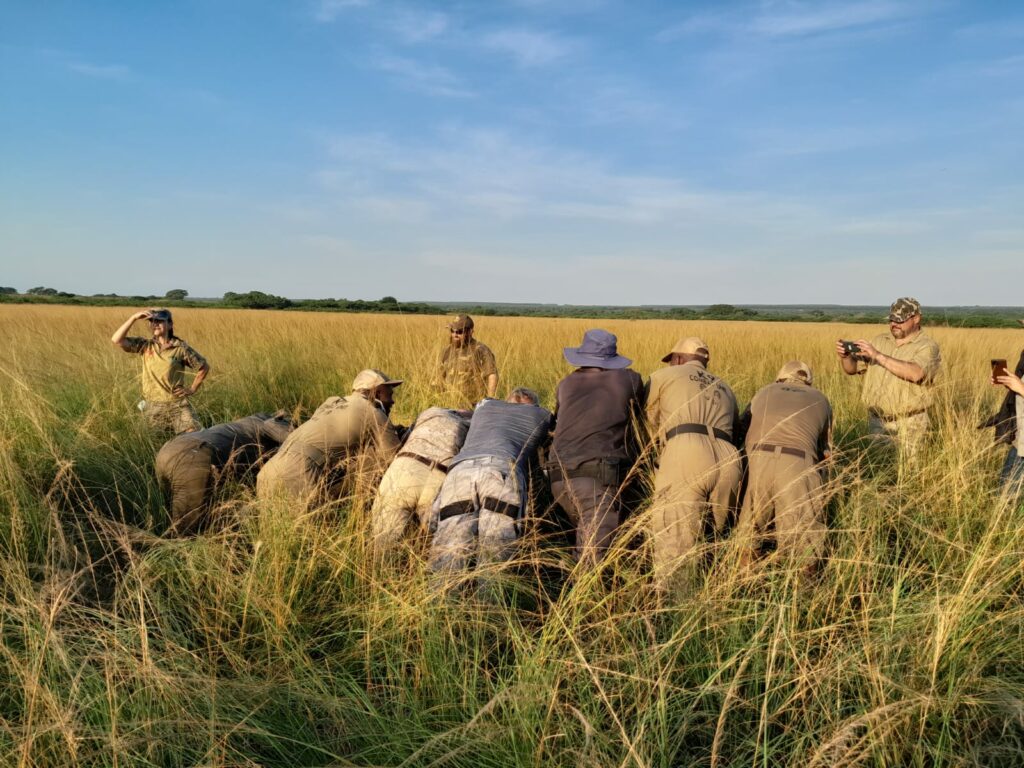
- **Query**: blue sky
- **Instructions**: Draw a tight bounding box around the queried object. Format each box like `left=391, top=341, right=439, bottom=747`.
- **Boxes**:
left=1, top=1, right=1022, bottom=305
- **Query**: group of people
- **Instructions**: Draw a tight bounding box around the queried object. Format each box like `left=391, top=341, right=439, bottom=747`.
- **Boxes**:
left=110, top=298, right=1024, bottom=591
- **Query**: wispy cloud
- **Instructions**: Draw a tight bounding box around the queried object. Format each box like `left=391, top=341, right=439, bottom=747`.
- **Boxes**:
left=67, top=61, right=133, bottom=81
left=955, top=18, right=1024, bottom=39
left=321, top=126, right=726, bottom=224
left=371, top=53, right=475, bottom=98
left=314, top=0, right=372, bottom=24
left=659, top=1, right=930, bottom=41
left=390, top=8, right=449, bottom=43
left=480, top=28, right=576, bottom=67
left=752, top=1, right=923, bottom=38
left=577, top=78, right=689, bottom=130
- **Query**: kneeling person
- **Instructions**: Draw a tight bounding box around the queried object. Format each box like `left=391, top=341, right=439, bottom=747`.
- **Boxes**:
left=737, top=361, right=832, bottom=570
left=156, top=412, right=294, bottom=535
left=371, top=407, right=472, bottom=556
left=257, top=370, right=402, bottom=504
left=428, top=389, right=552, bottom=587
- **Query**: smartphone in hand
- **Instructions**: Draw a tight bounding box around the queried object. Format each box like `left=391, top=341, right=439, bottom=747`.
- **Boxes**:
left=991, top=359, right=1009, bottom=378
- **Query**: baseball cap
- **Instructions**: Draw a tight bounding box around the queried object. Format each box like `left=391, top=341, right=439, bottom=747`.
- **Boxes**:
left=661, top=336, right=710, bottom=363
left=351, top=369, right=404, bottom=392
left=776, top=360, right=813, bottom=385
left=448, top=314, right=474, bottom=331
left=888, top=297, right=921, bottom=323
left=148, top=308, right=172, bottom=322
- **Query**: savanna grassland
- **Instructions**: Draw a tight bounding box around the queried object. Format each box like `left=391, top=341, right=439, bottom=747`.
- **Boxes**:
left=1, top=304, right=1022, bottom=768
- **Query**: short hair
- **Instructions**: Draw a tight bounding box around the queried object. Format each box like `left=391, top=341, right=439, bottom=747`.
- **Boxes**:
left=508, top=387, right=539, bottom=405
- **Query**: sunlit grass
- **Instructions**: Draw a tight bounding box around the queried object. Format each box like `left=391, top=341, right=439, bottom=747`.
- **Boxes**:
left=1, top=305, right=1022, bottom=767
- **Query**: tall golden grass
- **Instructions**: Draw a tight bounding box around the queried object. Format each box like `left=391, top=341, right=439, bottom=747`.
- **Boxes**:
left=1, top=304, right=1022, bottom=767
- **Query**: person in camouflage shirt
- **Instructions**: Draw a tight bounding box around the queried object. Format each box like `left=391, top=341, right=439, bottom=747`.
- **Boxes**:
left=111, top=308, right=210, bottom=434
left=435, top=314, right=498, bottom=409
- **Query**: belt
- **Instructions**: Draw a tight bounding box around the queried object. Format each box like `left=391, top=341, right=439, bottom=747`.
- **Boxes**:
left=868, top=407, right=929, bottom=422
left=397, top=451, right=449, bottom=473
left=751, top=443, right=806, bottom=459
left=547, top=458, right=623, bottom=486
left=438, top=497, right=518, bottom=522
left=666, top=423, right=732, bottom=444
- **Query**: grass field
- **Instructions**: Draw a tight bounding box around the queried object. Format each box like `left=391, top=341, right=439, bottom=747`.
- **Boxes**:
left=2, top=305, right=1022, bottom=767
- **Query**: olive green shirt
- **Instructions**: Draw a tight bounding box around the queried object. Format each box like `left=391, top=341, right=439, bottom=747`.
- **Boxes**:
left=276, top=394, right=401, bottom=467
left=741, top=382, right=832, bottom=461
left=124, top=336, right=207, bottom=403
left=436, top=339, right=498, bottom=408
left=645, top=361, right=739, bottom=443
left=860, top=331, right=941, bottom=416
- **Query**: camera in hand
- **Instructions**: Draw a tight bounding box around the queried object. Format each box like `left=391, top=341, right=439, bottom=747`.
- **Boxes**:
left=841, top=340, right=861, bottom=357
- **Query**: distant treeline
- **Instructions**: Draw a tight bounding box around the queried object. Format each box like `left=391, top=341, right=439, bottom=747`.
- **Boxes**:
left=436, top=302, right=1023, bottom=328
left=0, top=289, right=443, bottom=316
left=1, top=289, right=1021, bottom=328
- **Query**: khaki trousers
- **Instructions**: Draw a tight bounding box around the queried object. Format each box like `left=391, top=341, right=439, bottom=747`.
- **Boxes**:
left=371, top=455, right=447, bottom=555
left=143, top=399, right=201, bottom=435
left=551, top=476, right=620, bottom=570
left=650, top=435, right=741, bottom=586
left=256, top=449, right=324, bottom=503
left=155, top=440, right=214, bottom=535
left=737, top=451, right=826, bottom=562
left=868, top=411, right=930, bottom=459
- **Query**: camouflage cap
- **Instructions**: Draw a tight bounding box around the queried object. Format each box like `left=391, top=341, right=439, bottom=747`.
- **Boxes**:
left=661, top=336, right=709, bottom=363
left=776, top=360, right=813, bottom=385
left=448, top=314, right=474, bottom=331
left=148, top=308, right=172, bottom=322
left=888, top=297, right=921, bottom=323
left=351, top=369, right=403, bottom=392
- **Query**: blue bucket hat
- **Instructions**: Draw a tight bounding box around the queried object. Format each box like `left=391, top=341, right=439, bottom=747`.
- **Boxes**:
left=563, top=329, right=631, bottom=369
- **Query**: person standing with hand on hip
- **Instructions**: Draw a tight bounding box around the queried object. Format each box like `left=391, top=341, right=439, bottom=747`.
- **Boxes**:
left=111, top=308, right=209, bottom=434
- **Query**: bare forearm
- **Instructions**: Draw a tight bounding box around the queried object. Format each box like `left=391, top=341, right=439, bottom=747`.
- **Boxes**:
left=873, top=354, right=926, bottom=384
left=839, top=356, right=859, bottom=375
left=485, top=373, right=498, bottom=398
left=189, top=366, right=209, bottom=394
left=111, top=313, right=144, bottom=347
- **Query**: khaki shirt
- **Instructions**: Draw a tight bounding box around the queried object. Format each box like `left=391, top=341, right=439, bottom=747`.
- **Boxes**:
left=436, top=339, right=497, bottom=408
left=742, top=382, right=832, bottom=461
left=646, top=361, right=739, bottom=443
left=124, top=336, right=207, bottom=403
left=860, top=331, right=941, bottom=416
left=276, top=394, right=401, bottom=467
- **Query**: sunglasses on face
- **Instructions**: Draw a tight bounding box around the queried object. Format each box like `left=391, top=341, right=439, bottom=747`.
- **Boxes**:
left=450, top=329, right=467, bottom=335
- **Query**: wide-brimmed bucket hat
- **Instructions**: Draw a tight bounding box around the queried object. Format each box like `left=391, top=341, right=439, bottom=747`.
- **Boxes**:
left=563, top=329, right=631, bottom=369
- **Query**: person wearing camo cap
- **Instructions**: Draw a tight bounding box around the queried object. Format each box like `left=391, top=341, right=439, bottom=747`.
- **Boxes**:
left=645, top=337, right=742, bottom=592
left=434, top=314, right=498, bottom=409
left=735, top=361, right=833, bottom=574
left=835, top=297, right=941, bottom=458
left=256, top=369, right=402, bottom=505
left=110, top=308, right=210, bottom=434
